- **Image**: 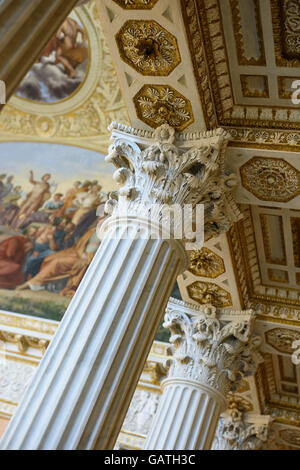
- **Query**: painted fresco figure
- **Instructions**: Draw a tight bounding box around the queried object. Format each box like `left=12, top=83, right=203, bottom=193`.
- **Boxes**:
left=71, top=184, right=103, bottom=226
left=18, top=193, right=64, bottom=230
left=0, top=229, right=37, bottom=289
left=11, top=171, right=51, bottom=229
left=55, top=18, right=88, bottom=78
left=0, top=175, right=6, bottom=195
left=17, top=224, right=102, bottom=295
left=23, top=225, right=58, bottom=279
left=0, top=176, right=14, bottom=201
left=0, top=185, right=22, bottom=225
left=56, top=181, right=91, bottom=219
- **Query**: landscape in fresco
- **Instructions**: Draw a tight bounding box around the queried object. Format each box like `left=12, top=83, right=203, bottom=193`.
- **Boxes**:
left=0, top=142, right=115, bottom=320
left=15, top=12, right=89, bottom=103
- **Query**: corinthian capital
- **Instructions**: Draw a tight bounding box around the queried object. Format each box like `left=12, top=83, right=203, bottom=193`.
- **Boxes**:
left=163, top=298, right=262, bottom=396
left=212, top=407, right=271, bottom=450
left=104, top=123, right=241, bottom=240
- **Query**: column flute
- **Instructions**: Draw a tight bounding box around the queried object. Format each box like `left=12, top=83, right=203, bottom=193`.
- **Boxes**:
left=0, top=123, right=240, bottom=450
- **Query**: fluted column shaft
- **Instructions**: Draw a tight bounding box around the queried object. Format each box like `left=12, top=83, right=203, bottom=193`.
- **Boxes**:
left=144, top=299, right=260, bottom=450
left=0, top=0, right=81, bottom=107
left=0, top=218, right=186, bottom=450
left=1, top=123, right=240, bottom=450
left=145, top=378, right=226, bottom=450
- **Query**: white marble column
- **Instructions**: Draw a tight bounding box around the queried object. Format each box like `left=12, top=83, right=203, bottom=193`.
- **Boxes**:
left=212, top=406, right=271, bottom=450
left=144, top=299, right=261, bottom=450
left=0, top=123, right=240, bottom=450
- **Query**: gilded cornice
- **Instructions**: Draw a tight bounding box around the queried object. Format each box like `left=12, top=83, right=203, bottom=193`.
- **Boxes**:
left=228, top=206, right=300, bottom=325
left=0, top=312, right=58, bottom=336
left=181, top=0, right=300, bottom=132
left=179, top=0, right=218, bottom=129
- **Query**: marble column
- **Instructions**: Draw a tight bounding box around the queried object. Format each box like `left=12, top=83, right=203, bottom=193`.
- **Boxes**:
left=0, top=123, right=240, bottom=450
left=144, top=298, right=262, bottom=450
left=0, top=0, right=82, bottom=107
left=212, top=406, right=271, bottom=450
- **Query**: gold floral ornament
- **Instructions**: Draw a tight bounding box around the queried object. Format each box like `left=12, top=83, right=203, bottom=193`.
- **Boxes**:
left=227, top=393, right=253, bottom=413
left=134, top=85, right=194, bottom=131
left=281, top=0, right=300, bottom=59
left=265, top=328, right=300, bottom=354
left=115, top=20, right=181, bottom=76
left=188, top=247, right=225, bottom=278
left=235, top=379, right=250, bottom=394
left=187, top=281, right=232, bottom=308
left=112, top=0, right=159, bottom=9
left=240, top=157, right=300, bottom=202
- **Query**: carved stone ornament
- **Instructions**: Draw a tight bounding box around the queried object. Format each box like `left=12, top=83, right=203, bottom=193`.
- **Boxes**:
left=0, top=330, right=49, bottom=354
left=240, top=157, right=300, bottom=202
left=188, top=247, right=225, bottom=278
left=112, top=0, right=159, bottom=9
left=144, top=361, right=167, bottom=384
left=122, top=389, right=160, bottom=437
left=0, top=360, right=36, bottom=405
left=163, top=299, right=262, bottom=396
left=212, top=406, right=270, bottom=450
left=116, top=20, right=181, bottom=76
left=100, top=123, right=242, bottom=242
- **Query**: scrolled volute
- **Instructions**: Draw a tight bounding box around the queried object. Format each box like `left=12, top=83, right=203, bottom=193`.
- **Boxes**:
left=212, top=406, right=271, bottom=450
left=163, top=300, right=261, bottom=395
left=104, top=123, right=241, bottom=240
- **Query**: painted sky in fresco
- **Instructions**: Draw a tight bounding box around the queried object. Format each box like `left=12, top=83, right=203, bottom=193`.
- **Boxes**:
left=15, top=11, right=89, bottom=103
left=0, top=142, right=116, bottom=194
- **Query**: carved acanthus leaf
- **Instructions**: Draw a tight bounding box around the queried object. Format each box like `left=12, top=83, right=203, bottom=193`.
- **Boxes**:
left=103, top=123, right=242, bottom=240
left=163, top=299, right=261, bottom=395
left=212, top=407, right=271, bottom=450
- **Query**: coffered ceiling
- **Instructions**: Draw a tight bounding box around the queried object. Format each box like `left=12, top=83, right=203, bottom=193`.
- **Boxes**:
left=183, top=0, right=300, bottom=129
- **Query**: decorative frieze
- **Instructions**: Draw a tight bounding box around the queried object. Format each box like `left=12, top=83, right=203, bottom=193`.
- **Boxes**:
left=0, top=360, right=36, bottom=406
left=0, top=330, right=49, bottom=354
left=122, top=389, right=160, bottom=437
